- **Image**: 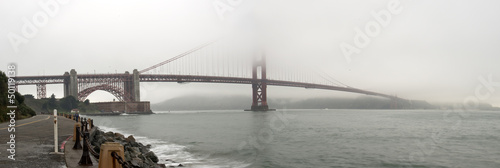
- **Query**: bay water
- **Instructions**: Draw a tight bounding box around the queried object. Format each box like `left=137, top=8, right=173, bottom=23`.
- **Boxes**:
left=85, top=109, right=500, bottom=168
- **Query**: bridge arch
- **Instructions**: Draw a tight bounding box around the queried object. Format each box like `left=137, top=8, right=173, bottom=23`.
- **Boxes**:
left=78, top=84, right=128, bottom=102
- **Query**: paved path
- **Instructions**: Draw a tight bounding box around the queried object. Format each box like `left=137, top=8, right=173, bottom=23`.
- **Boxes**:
left=0, top=115, right=76, bottom=168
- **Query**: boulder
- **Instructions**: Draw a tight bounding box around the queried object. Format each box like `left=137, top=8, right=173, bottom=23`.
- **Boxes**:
left=126, top=135, right=136, bottom=143
left=145, top=151, right=159, bottom=163
left=124, top=151, right=131, bottom=161
left=105, top=131, right=114, bottom=137
left=128, top=147, right=141, bottom=158
left=90, top=127, right=167, bottom=168
left=131, top=158, right=143, bottom=167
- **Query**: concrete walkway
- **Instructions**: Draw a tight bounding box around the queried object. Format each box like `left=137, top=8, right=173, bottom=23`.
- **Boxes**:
left=0, top=115, right=76, bottom=168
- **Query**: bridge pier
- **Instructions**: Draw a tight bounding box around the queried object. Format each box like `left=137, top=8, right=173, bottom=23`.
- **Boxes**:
left=64, top=69, right=78, bottom=98
left=133, top=69, right=140, bottom=102
left=124, top=69, right=140, bottom=102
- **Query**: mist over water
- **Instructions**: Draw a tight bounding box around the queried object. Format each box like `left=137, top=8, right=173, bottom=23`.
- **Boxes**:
left=86, top=109, right=500, bottom=168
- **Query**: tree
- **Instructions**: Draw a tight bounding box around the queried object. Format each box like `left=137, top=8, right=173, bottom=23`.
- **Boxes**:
left=60, top=96, right=79, bottom=112
left=47, top=94, right=58, bottom=110
left=42, top=103, right=48, bottom=113
left=14, top=92, right=24, bottom=104
left=0, top=71, right=7, bottom=122
left=0, top=71, right=36, bottom=122
left=84, top=99, right=90, bottom=106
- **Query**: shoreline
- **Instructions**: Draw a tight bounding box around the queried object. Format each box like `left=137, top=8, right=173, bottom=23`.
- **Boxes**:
left=88, top=126, right=168, bottom=167
left=88, top=125, right=184, bottom=167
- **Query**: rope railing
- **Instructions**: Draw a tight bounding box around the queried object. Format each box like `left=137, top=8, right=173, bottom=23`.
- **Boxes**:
left=70, top=115, right=130, bottom=168
left=79, top=131, right=93, bottom=166
left=111, top=151, right=132, bottom=168
left=77, top=120, right=101, bottom=159
left=86, top=136, right=100, bottom=159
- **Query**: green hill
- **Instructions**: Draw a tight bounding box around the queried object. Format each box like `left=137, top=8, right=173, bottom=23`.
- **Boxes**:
left=0, top=71, right=36, bottom=122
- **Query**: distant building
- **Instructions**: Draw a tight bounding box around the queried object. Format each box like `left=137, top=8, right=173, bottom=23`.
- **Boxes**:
left=71, top=109, right=80, bottom=113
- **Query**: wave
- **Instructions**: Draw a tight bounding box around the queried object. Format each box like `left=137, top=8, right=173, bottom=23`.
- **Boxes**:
left=97, top=125, right=250, bottom=167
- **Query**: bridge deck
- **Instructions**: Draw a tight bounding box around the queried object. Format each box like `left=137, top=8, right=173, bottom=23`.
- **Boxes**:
left=14, top=74, right=400, bottom=100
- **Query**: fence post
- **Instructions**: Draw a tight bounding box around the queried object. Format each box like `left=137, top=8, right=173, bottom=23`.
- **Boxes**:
left=49, top=109, right=63, bottom=154
left=80, top=120, right=85, bottom=138
left=87, top=118, right=91, bottom=130
left=84, top=121, right=89, bottom=132
left=98, top=142, right=125, bottom=168
left=79, top=132, right=93, bottom=166
left=73, top=122, right=81, bottom=141
left=73, top=126, right=82, bottom=149
left=53, top=109, right=58, bottom=153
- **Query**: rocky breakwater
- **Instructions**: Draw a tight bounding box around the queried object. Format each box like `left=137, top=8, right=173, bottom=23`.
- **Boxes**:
left=89, top=128, right=170, bottom=168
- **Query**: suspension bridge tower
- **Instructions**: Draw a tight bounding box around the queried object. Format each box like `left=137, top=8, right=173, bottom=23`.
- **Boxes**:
left=248, top=52, right=275, bottom=111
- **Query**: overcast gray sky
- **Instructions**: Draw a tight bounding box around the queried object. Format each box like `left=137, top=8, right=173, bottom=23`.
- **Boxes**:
left=1, top=0, right=500, bottom=106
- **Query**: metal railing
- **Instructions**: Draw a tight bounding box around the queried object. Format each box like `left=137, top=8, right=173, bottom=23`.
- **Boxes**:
left=70, top=116, right=131, bottom=168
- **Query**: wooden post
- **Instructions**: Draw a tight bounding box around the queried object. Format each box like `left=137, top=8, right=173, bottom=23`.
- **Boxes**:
left=98, top=142, right=125, bottom=168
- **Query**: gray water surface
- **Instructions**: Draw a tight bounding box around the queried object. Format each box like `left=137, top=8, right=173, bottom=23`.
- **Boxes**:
left=87, top=109, right=500, bottom=168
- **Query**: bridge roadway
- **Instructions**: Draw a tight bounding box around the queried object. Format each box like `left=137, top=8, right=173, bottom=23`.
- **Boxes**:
left=14, top=74, right=399, bottom=100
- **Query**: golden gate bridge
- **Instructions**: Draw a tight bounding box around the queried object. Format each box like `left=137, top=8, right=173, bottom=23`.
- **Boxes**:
left=13, top=41, right=404, bottom=111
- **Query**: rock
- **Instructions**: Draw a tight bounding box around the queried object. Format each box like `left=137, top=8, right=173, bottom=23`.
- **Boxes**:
left=114, top=133, right=125, bottom=141
left=124, top=151, right=132, bottom=161
left=105, top=131, right=114, bottom=137
left=126, top=135, right=136, bottom=143
left=114, top=132, right=124, bottom=138
left=143, top=157, right=156, bottom=166
left=89, top=128, right=99, bottom=141
left=128, top=147, right=141, bottom=158
left=90, top=127, right=174, bottom=168
left=140, top=146, right=150, bottom=153
left=131, top=158, right=143, bottom=167
left=105, top=136, right=114, bottom=141
left=145, top=151, right=159, bottom=163
left=130, top=141, right=140, bottom=147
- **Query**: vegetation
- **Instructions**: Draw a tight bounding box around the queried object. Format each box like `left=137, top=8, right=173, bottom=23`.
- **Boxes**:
left=60, top=95, right=79, bottom=111
left=35, top=95, right=99, bottom=114
left=0, top=71, right=36, bottom=122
